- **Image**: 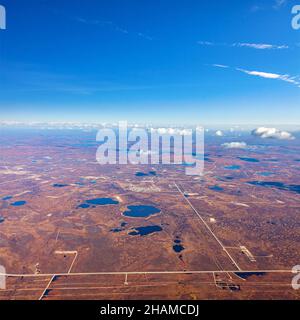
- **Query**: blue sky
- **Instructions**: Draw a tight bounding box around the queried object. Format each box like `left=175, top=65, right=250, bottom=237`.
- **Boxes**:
left=0, top=0, right=299, bottom=124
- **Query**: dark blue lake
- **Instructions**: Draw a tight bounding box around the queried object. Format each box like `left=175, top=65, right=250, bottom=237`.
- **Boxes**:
left=2, top=196, right=12, bottom=201
left=129, top=225, right=162, bottom=236
left=136, top=171, right=157, bottom=177
left=110, top=228, right=123, bottom=233
left=53, top=183, right=69, bottom=188
left=209, top=185, right=224, bottom=192
left=77, top=203, right=90, bottom=209
left=224, top=165, right=241, bottom=170
left=11, top=201, right=26, bottom=206
left=86, top=198, right=119, bottom=205
left=110, top=221, right=128, bottom=233
left=248, top=181, right=300, bottom=194
left=135, top=172, right=148, bottom=177
left=235, top=272, right=266, bottom=280
left=78, top=197, right=119, bottom=209
left=238, top=157, right=259, bottom=163
left=173, top=244, right=185, bottom=253
left=123, top=205, right=161, bottom=218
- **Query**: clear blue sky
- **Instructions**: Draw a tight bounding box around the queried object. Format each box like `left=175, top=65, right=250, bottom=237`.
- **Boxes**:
left=0, top=0, right=299, bottom=124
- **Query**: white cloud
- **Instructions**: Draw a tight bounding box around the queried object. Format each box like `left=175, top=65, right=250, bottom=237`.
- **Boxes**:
left=222, top=142, right=248, bottom=149
left=197, top=41, right=214, bottom=46
left=198, top=41, right=289, bottom=50
left=234, top=43, right=288, bottom=50
left=252, top=127, right=295, bottom=140
left=212, top=64, right=229, bottom=68
left=212, top=64, right=300, bottom=88
left=236, top=68, right=281, bottom=79
left=236, top=68, right=300, bottom=87
left=150, top=128, right=192, bottom=136
left=251, top=0, right=287, bottom=12
left=215, top=130, right=224, bottom=137
left=73, top=17, right=152, bottom=40
left=273, top=0, right=287, bottom=10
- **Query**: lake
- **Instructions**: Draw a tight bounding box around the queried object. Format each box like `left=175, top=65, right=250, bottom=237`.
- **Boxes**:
left=238, top=157, right=259, bottom=163
left=224, top=165, right=241, bottom=170
left=128, top=225, right=162, bottom=236
left=247, top=181, right=300, bottom=194
left=11, top=201, right=26, bottom=206
left=78, top=197, right=119, bottom=209
left=123, top=205, right=161, bottom=218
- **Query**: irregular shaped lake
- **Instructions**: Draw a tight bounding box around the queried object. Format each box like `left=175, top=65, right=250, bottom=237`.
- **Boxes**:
left=224, top=165, right=241, bottom=170
left=11, top=201, right=26, bottom=206
left=86, top=198, right=119, bottom=205
left=238, top=157, right=259, bottom=163
left=173, top=244, right=185, bottom=253
left=209, top=185, right=224, bottom=192
left=135, top=171, right=157, bottom=177
left=53, top=183, right=69, bottom=188
left=77, top=198, right=119, bottom=209
left=247, top=181, right=300, bottom=194
left=129, top=225, right=162, bottom=236
left=235, top=272, right=266, bottom=280
left=123, top=205, right=161, bottom=218
left=2, top=196, right=12, bottom=201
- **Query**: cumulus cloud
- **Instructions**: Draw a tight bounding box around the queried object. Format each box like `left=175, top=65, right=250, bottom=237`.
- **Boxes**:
left=252, top=127, right=295, bottom=140
left=215, top=130, right=224, bottom=137
left=222, top=142, right=248, bottom=149
left=150, top=128, right=192, bottom=136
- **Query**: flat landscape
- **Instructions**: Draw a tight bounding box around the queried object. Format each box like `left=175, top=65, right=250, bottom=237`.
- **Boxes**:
left=0, top=127, right=299, bottom=300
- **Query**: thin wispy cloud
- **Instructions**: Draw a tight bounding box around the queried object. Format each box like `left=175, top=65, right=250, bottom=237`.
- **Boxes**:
left=273, top=0, right=287, bottom=10
left=236, top=68, right=282, bottom=79
left=212, top=64, right=300, bottom=88
left=236, top=68, right=300, bottom=87
left=212, top=64, right=229, bottom=68
left=198, top=41, right=289, bottom=49
left=73, top=16, right=153, bottom=40
left=250, top=5, right=262, bottom=12
left=137, top=32, right=153, bottom=41
left=251, top=0, right=287, bottom=12
left=233, top=43, right=288, bottom=49
left=197, top=41, right=214, bottom=46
